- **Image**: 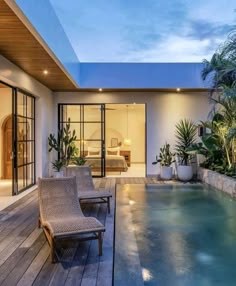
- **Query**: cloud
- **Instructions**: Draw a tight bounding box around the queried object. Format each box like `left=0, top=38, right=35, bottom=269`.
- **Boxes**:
left=121, top=35, right=221, bottom=62
left=49, top=0, right=236, bottom=62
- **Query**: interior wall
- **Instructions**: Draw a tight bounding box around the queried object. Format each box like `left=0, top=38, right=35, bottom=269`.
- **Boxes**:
left=0, top=88, right=12, bottom=178
left=0, top=55, right=55, bottom=178
left=53, top=91, right=211, bottom=175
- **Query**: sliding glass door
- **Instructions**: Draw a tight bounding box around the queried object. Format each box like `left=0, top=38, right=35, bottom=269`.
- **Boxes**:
left=0, top=82, right=35, bottom=195
left=59, top=104, right=105, bottom=177
left=14, top=89, right=35, bottom=194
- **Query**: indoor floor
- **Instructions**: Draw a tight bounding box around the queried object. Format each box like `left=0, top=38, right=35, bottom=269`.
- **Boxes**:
left=106, top=163, right=145, bottom=177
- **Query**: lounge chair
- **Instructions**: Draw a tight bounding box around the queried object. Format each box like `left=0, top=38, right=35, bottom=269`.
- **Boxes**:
left=38, top=176, right=105, bottom=263
left=65, top=166, right=112, bottom=213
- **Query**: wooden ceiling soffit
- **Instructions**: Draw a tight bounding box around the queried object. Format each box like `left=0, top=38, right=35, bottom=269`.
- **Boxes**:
left=0, top=0, right=78, bottom=91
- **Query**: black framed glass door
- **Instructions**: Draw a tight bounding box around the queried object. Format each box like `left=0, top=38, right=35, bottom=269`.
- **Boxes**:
left=59, top=104, right=105, bottom=177
left=0, top=81, right=35, bottom=195
left=13, top=89, right=35, bottom=194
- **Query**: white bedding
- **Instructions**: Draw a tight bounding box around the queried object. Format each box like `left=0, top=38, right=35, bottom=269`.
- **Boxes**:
left=85, top=155, right=128, bottom=171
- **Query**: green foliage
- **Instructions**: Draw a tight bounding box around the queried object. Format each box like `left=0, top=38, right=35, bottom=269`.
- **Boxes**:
left=48, top=118, right=78, bottom=165
left=175, top=119, right=197, bottom=165
left=190, top=26, right=236, bottom=177
left=72, top=157, right=86, bottom=166
left=52, top=159, right=66, bottom=172
left=152, top=143, right=175, bottom=167
left=189, top=87, right=236, bottom=176
left=202, top=28, right=236, bottom=89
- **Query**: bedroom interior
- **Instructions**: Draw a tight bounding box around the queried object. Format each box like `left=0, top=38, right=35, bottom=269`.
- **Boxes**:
left=0, top=84, right=12, bottom=196
left=59, top=103, right=146, bottom=177
left=105, top=104, right=145, bottom=177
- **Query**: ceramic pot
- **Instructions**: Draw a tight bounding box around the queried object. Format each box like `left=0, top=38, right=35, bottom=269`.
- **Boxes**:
left=54, top=171, right=64, bottom=178
left=177, top=165, right=193, bottom=181
left=160, top=166, right=173, bottom=180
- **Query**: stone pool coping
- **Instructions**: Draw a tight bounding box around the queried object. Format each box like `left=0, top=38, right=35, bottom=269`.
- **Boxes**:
left=114, top=184, right=144, bottom=286
left=198, top=167, right=236, bottom=197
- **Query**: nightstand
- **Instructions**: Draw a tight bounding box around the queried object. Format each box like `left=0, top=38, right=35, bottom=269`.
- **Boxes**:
left=120, top=150, right=131, bottom=167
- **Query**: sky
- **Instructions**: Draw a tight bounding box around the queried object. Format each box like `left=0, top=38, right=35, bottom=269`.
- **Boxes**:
left=49, top=0, right=236, bottom=63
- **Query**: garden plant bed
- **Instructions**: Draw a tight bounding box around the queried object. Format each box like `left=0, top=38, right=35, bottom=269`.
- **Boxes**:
left=198, top=167, right=236, bottom=197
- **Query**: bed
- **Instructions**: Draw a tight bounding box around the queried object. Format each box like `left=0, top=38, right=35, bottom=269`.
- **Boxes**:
left=85, top=147, right=128, bottom=173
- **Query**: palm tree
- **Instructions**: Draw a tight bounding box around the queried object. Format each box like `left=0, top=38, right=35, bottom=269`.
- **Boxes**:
left=202, top=28, right=236, bottom=89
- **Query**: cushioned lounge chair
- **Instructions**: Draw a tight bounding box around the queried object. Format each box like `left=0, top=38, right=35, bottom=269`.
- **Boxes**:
left=38, top=176, right=105, bottom=263
left=65, top=166, right=112, bottom=213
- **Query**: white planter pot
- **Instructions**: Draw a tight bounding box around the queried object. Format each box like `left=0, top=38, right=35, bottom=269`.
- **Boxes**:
left=54, top=171, right=64, bottom=178
left=177, top=165, right=193, bottom=181
left=160, top=166, right=173, bottom=180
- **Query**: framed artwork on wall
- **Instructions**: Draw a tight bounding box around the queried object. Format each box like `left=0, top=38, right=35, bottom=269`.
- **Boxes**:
left=111, top=138, right=118, bottom=147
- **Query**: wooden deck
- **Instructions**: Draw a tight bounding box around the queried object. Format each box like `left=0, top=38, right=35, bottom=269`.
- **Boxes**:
left=0, top=177, right=159, bottom=286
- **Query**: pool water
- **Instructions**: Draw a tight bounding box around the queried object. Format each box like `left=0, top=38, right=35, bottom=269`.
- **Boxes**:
left=114, top=184, right=236, bottom=286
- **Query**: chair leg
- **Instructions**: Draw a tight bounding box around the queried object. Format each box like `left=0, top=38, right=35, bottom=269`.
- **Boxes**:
left=38, top=216, right=41, bottom=228
left=107, top=197, right=110, bottom=214
left=50, top=236, right=56, bottom=263
left=98, top=232, right=103, bottom=256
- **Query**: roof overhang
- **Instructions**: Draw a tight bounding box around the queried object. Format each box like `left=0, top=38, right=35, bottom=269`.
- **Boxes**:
left=0, top=0, right=79, bottom=91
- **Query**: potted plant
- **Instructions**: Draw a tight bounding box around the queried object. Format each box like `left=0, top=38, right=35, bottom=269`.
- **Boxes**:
left=152, top=143, right=175, bottom=180
left=48, top=118, right=78, bottom=171
left=72, top=156, right=86, bottom=166
left=52, top=159, right=66, bottom=178
left=175, top=119, right=197, bottom=181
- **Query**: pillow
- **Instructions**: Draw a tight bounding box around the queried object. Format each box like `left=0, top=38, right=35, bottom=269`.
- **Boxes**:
left=89, top=151, right=100, bottom=155
left=108, top=150, right=118, bottom=155
left=106, top=147, right=120, bottom=156
left=88, top=146, right=101, bottom=156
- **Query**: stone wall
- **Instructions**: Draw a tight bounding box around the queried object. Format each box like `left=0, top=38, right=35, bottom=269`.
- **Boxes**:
left=198, top=167, right=236, bottom=197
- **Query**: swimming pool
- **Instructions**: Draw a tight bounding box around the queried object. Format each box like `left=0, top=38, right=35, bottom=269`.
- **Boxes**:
left=114, top=184, right=236, bottom=286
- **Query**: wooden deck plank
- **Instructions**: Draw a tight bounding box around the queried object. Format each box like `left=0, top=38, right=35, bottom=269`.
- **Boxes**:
left=0, top=215, right=38, bottom=267
left=16, top=242, right=49, bottom=286
left=77, top=204, right=102, bottom=286
left=0, top=177, right=149, bottom=286
left=1, top=233, right=46, bottom=286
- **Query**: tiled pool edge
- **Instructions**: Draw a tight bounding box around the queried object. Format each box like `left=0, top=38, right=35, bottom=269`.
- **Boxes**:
left=114, top=184, right=144, bottom=286
left=198, top=167, right=236, bottom=197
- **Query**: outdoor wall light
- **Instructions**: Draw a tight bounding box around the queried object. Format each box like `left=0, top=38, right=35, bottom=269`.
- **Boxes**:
left=43, top=70, right=48, bottom=75
left=176, top=88, right=181, bottom=92
left=198, top=126, right=206, bottom=137
left=99, top=88, right=103, bottom=92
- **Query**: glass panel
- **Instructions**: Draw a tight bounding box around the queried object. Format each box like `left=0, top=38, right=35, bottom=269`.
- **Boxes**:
left=17, top=166, right=26, bottom=189
left=17, top=142, right=26, bottom=166
left=27, top=96, right=32, bottom=118
left=84, top=105, right=102, bottom=122
left=17, top=117, right=26, bottom=141
left=84, top=123, right=101, bottom=140
left=66, top=105, right=80, bottom=122
left=27, top=164, right=34, bottom=185
left=68, top=123, right=80, bottom=138
left=17, top=92, right=26, bottom=117
left=87, top=158, right=104, bottom=177
left=27, top=119, right=34, bottom=141
left=27, top=142, right=34, bottom=164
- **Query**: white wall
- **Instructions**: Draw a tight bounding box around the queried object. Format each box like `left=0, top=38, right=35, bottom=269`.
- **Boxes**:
left=53, top=91, right=210, bottom=175
left=0, top=55, right=54, bottom=178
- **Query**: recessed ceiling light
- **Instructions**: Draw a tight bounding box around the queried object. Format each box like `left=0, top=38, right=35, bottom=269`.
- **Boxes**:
left=43, top=70, right=48, bottom=75
left=99, top=88, right=103, bottom=92
left=176, top=88, right=181, bottom=92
